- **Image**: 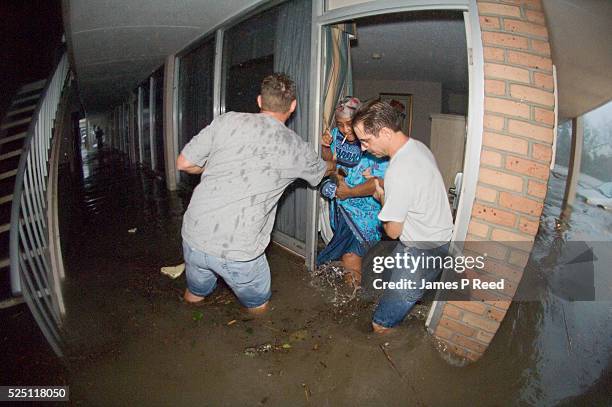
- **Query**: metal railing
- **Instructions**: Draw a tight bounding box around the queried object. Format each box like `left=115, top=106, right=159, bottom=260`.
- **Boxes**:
left=9, top=53, right=70, bottom=357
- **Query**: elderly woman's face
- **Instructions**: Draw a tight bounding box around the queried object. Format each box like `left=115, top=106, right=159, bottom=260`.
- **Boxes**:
left=336, top=117, right=355, bottom=141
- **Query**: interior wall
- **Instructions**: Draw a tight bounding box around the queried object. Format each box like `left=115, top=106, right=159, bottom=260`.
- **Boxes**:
left=353, top=79, right=442, bottom=146
left=442, top=89, right=468, bottom=115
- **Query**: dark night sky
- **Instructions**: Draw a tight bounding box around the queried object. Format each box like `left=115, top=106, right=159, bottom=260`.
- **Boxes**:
left=0, top=0, right=63, bottom=118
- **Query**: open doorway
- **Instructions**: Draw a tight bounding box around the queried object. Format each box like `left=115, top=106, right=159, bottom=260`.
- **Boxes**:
left=317, top=9, right=471, bottom=252
left=351, top=10, right=469, bottom=215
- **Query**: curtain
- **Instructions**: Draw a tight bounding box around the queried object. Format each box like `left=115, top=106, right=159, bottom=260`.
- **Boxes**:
left=319, top=23, right=356, bottom=243
left=177, top=37, right=216, bottom=187
left=273, top=0, right=312, bottom=245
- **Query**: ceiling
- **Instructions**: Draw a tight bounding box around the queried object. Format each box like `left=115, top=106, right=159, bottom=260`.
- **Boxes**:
left=65, top=1, right=611, bottom=119
left=351, top=11, right=468, bottom=93
left=541, top=0, right=612, bottom=120
left=64, top=0, right=261, bottom=114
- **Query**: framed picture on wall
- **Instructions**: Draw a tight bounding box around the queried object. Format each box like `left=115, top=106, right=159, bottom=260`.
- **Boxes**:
left=379, top=93, right=413, bottom=137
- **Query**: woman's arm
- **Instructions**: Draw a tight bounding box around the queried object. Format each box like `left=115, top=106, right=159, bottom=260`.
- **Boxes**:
left=321, top=129, right=334, bottom=162
left=336, top=176, right=386, bottom=200
left=321, top=145, right=334, bottom=161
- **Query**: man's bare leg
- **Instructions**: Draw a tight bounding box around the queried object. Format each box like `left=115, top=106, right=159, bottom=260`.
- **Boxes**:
left=342, top=253, right=362, bottom=287
left=247, top=301, right=269, bottom=315
left=372, top=321, right=396, bottom=334
left=183, top=288, right=205, bottom=303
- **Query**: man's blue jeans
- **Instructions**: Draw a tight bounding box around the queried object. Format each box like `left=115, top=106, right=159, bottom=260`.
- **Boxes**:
left=183, top=241, right=271, bottom=308
left=372, top=242, right=449, bottom=328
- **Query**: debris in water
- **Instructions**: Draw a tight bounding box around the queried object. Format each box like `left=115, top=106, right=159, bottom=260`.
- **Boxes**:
left=161, top=263, right=185, bottom=279
left=192, top=311, right=204, bottom=321
left=128, top=228, right=137, bottom=233
left=244, top=343, right=290, bottom=357
left=379, top=343, right=403, bottom=378
left=227, top=319, right=237, bottom=326
left=289, top=329, right=308, bottom=342
left=406, top=303, right=429, bottom=321
left=302, top=383, right=311, bottom=401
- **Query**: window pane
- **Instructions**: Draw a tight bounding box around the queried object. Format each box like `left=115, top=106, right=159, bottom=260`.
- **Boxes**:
left=178, top=37, right=216, bottom=151
left=178, top=36, right=216, bottom=186
left=141, top=84, right=151, bottom=166
left=223, top=8, right=279, bottom=113
left=153, top=67, right=165, bottom=175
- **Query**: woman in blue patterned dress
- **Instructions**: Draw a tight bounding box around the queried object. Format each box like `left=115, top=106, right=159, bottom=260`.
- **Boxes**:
left=318, top=97, right=389, bottom=286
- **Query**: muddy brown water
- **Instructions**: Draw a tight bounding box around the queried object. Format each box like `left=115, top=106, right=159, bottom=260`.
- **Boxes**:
left=1, top=149, right=610, bottom=406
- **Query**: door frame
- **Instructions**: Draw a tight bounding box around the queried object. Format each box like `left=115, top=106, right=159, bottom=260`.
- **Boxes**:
left=306, top=0, right=485, bottom=275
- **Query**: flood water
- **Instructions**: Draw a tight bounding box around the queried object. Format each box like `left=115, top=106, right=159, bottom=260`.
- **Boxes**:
left=1, top=148, right=610, bottom=406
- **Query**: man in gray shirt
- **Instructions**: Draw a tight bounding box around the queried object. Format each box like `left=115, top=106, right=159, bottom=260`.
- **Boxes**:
left=177, top=73, right=334, bottom=313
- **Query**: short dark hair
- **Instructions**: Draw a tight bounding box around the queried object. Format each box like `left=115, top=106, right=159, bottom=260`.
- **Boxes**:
left=260, top=73, right=296, bottom=113
left=352, top=100, right=401, bottom=137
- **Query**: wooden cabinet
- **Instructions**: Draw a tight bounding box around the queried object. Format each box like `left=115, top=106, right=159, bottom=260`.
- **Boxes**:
left=429, top=114, right=466, bottom=192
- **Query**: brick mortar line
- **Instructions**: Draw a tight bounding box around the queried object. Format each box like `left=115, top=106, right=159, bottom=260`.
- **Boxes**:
left=483, top=50, right=553, bottom=66
left=477, top=1, right=542, bottom=12
left=484, top=79, right=553, bottom=94
left=473, top=194, right=540, bottom=221
left=480, top=39, right=551, bottom=57
left=526, top=144, right=553, bottom=165
left=472, top=201, right=521, bottom=231
left=484, top=91, right=555, bottom=111
left=506, top=153, right=552, bottom=168
left=438, top=337, right=481, bottom=359
left=448, top=304, right=509, bottom=329
left=486, top=106, right=555, bottom=124
left=482, top=131, right=553, bottom=152
left=485, top=63, right=553, bottom=77
left=481, top=39, right=549, bottom=54
left=498, top=15, right=548, bottom=28
left=447, top=301, right=500, bottom=322
left=483, top=115, right=555, bottom=135
left=441, top=313, right=501, bottom=343
left=483, top=46, right=551, bottom=62
left=484, top=217, right=542, bottom=239
left=475, top=177, right=529, bottom=196
left=479, top=25, right=549, bottom=42
left=473, top=266, right=525, bottom=288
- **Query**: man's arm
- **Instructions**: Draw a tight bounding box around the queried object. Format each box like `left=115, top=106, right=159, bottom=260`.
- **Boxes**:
left=176, top=154, right=205, bottom=175
left=373, top=178, right=404, bottom=239
left=336, top=177, right=377, bottom=200
left=383, top=221, right=403, bottom=239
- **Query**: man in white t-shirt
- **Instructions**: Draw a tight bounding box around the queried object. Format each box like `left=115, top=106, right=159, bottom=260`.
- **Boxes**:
left=353, top=100, right=454, bottom=333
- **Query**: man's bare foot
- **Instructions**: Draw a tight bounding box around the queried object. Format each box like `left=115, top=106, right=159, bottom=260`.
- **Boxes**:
left=247, top=301, right=269, bottom=315
left=372, top=321, right=396, bottom=334
left=183, top=288, right=205, bottom=304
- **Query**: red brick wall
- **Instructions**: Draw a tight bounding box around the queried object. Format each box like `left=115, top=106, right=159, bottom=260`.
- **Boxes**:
left=431, top=0, right=555, bottom=362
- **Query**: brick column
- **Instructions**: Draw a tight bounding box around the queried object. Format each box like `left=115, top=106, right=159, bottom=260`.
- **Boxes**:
left=430, top=0, right=555, bottom=362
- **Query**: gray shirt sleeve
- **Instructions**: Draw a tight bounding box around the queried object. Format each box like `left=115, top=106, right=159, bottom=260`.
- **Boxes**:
left=180, top=118, right=217, bottom=166
left=285, top=137, right=327, bottom=187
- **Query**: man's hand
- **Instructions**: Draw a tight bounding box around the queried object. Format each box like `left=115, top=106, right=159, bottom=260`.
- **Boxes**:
left=176, top=154, right=205, bottom=175
left=373, top=178, right=385, bottom=204
left=362, top=167, right=373, bottom=179
left=335, top=174, right=352, bottom=200
left=321, top=129, right=333, bottom=147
